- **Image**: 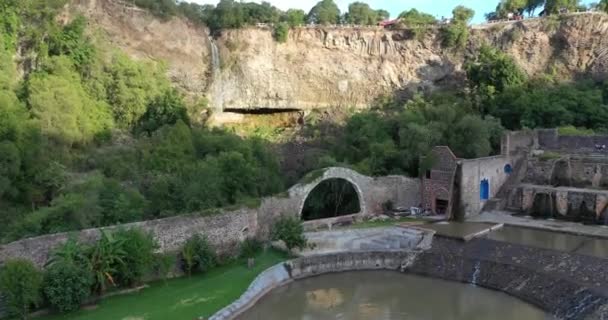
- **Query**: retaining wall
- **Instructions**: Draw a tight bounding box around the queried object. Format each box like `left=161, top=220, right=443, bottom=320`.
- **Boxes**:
left=409, top=237, right=608, bottom=320
left=212, top=235, right=608, bottom=320
left=209, top=251, right=421, bottom=320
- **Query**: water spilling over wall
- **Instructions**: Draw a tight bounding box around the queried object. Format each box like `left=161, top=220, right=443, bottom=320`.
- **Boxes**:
left=507, top=186, right=608, bottom=225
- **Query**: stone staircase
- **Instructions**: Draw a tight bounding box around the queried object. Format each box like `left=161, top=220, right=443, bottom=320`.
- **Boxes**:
left=483, top=155, right=528, bottom=212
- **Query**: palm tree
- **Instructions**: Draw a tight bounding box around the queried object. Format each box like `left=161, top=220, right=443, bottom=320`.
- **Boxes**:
left=45, top=237, right=89, bottom=268
left=88, top=230, right=126, bottom=294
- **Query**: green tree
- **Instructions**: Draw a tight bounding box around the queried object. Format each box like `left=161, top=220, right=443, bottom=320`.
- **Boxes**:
left=596, top=0, right=608, bottom=12
left=544, top=0, right=581, bottom=13
left=180, top=234, right=217, bottom=276
left=0, top=259, right=43, bottom=320
left=466, top=45, right=526, bottom=112
left=99, top=179, right=146, bottom=225
left=398, top=9, right=437, bottom=26
left=452, top=5, right=475, bottom=23
left=375, top=9, right=390, bottom=21
left=273, top=22, right=289, bottom=43
left=47, top=15, right=95, bottom=73
left=271, top=216, right=307, bottom=254
left=27, top=56, right=114, bottom=145
left=346, top=2, right=378, bottom=25
left=105, top=53, right=171, bottom=128
left=136, top=89, right=189, bottom=136
left=490, top=81, right=608, bottom=130
left=114, top=228, right=158, bottom=287
left=0, top=141, right=20, bottom=198
left=442, top=6, right=475, bottom=49
left=43, top=262, right=93, bottom=313
left=525, top=0, right=545, bottom=15
left=283, top=9, right=306, bottom=27
left=239, top=238, right=262, bottom=259
left=494, top=0, right=527, bottom=18
left=308, top=0, right=341, bottom=25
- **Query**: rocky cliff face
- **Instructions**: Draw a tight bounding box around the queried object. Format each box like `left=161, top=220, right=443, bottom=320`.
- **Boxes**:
left=66, top=0, right=211, bottom=97
left=211, top=13, right=608, bottom=112
left=70, top=1, right=608, bottom=112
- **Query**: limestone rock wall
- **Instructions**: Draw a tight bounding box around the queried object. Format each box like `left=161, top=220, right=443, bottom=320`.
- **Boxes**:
left=210, top=13, right=608, bottom=111
left=66, top=1, right=608, bottom=113
left=65, top=0, right=211, bottom=98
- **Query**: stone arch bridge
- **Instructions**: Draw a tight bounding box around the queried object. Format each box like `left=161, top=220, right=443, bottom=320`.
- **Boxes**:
left=255, top=167, right=421, bottom=234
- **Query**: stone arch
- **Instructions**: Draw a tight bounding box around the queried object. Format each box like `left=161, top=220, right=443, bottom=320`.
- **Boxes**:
left=290, top=168, right=371, bottom=219
left=301, top=178, right=362, bottom=220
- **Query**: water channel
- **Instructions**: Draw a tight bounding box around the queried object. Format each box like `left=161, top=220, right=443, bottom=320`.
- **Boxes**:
left=238, top=271, right=554, bottom=320
left=487, top=225, right=608, bottom=258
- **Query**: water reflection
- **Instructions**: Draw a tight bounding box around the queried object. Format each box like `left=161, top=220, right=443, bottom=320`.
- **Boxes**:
left=238, top=271, right=553, bottom=320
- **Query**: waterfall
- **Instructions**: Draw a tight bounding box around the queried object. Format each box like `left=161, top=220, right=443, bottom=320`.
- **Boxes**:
left=208, top=36, right=223, bottom=112
left=209, top=36, right=220, bottom=79
left=471, top=261, right=481, bottom=286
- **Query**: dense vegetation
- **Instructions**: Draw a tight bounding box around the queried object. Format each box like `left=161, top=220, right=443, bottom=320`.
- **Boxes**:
left=1, top=0, right=608, bottom=241
left=298, top=44, right=608, bottom=179
left=0, top=226, right=264, bottom=319
left=490, top=0, right=598, bottom=18
left=0, top=2, right=283, bottom=242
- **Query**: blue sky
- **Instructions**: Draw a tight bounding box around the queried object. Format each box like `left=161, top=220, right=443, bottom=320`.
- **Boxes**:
left=191, top=0, right=596, bottom=24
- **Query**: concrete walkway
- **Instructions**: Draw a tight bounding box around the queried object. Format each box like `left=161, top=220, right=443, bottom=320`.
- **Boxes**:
left=297, top=226, right=433, bottom=256
left=470, top=210, right=608, bottom=238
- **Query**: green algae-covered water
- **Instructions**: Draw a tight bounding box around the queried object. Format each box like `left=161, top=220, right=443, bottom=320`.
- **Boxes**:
left=238, top=271, right=553, bottom=320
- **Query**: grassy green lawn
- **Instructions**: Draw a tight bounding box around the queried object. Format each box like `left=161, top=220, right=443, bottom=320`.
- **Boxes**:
left=40, top=250, right=287, bottom=320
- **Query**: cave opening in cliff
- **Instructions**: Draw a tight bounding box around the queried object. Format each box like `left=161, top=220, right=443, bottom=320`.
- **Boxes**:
left=223, top=108, right=301, bottom=115
left=301, top=178, right=361, bottom=221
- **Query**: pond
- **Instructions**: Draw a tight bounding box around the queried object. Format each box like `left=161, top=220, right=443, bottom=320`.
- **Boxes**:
left=238, top=271, right=554, bottom=320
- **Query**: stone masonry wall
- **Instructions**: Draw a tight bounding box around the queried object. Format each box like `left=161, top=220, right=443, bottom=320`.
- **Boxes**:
left=0, top=209, right=256, bottom=268
left=525, top=157, right=608, bottom=189
left=508, top=184, right=608, bottom=221
left=0, top=167, right=420, bottom=317
left=0, top=167, right=419, bottom=268
left=537, top=128, right=608, bottom=152
left=459, top=155, right=514, bottom=217
left=410, top=237, right=608, bottom=320
left=502, top=130, right=536, bottom=155
left=422, top=147, right=458, bottom=214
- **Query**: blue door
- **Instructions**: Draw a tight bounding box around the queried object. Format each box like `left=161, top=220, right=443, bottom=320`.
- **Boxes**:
left=480, top=179, right=490, bottom=200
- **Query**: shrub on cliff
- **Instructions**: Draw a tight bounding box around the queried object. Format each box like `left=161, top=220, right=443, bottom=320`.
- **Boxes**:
left=274, top=22, right=289, bottom=43
left=0, top=259, right=43, bottom=320
left=441, top=6, right=474, bottom=49
left=271, top=217, right=307, bottom=254
left=180, top=234, right=217, bottom=276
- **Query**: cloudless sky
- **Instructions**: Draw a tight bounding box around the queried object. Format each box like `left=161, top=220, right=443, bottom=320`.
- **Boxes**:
left=191, top=0, right=596, bottom=24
